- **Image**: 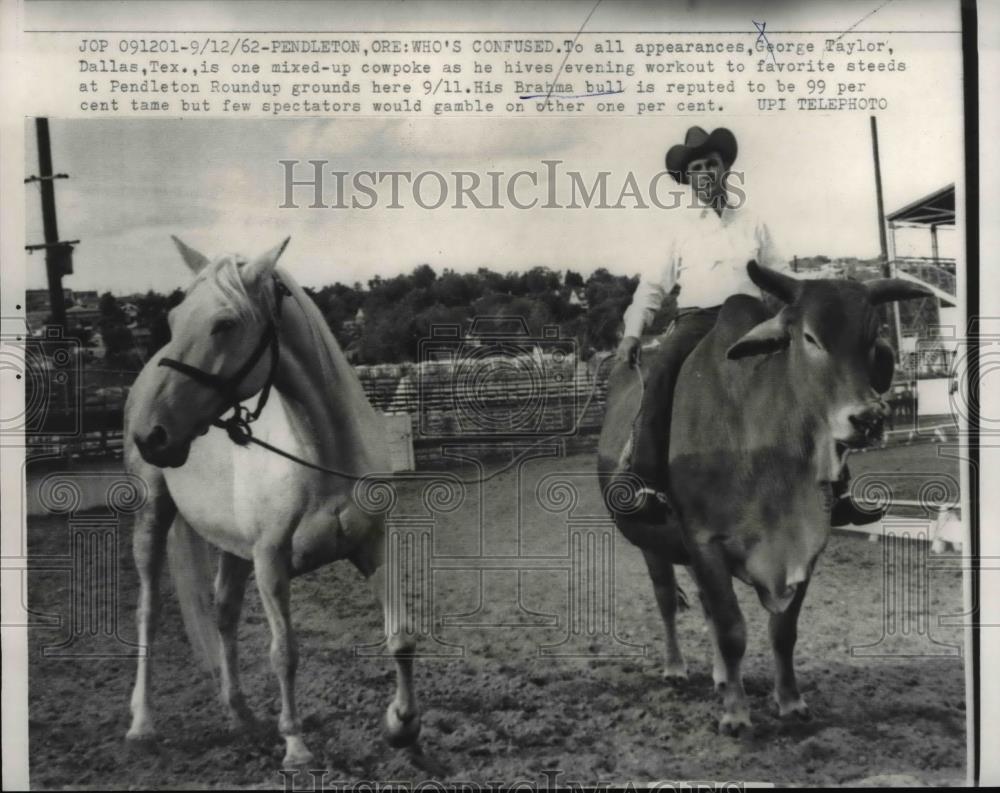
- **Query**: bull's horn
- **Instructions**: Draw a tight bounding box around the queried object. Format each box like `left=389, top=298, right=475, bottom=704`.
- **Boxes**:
left=747, top=260, right=802, bottom=304
left=867, top=278, right=935, bottom=304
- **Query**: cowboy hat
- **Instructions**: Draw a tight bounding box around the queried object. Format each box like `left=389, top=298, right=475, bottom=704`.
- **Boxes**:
left=665, top=126, right=738, bottom=184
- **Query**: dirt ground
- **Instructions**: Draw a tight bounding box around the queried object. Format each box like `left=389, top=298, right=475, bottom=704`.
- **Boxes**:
left=26, top=445, right=967, bottom=788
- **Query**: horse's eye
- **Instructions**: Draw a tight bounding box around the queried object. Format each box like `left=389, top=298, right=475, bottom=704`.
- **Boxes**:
left=804, top=332, right=820, bottom=347
left=211, top=318, right=237, bottom=335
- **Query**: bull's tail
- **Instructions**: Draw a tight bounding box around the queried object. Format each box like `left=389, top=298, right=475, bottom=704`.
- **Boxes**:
left=166, top=516, right=220, bottom=677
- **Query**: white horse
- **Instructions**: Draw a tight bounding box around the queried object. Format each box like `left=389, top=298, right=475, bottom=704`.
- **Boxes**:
left=123, top=237, right=420, bottom=767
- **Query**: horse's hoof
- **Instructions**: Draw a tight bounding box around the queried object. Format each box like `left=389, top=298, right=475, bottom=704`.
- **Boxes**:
left=125, top=721, right=157, bottom=742
left=384, top=704, right=421, bottom=748
left=661, top=663, right=688, bottom=682
left=282, top=737, right=315, bottom=770
left=718, top=711, right=751, bottom=737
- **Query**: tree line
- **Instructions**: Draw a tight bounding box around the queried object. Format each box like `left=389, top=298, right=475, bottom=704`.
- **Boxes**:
left=92, top=265, right=670, bottom=365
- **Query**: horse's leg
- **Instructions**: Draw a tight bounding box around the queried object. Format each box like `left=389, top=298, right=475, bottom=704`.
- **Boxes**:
left=690, top=544, right=749, bottom=735
left=252, top=543, right=313, bottom=768
left=641, top=550, right=687, bottom=680
left=352, top=527, right=421, bottom=748
left=769, top=578, right=811, bottom=719
left=215, top=551, right=255, bottom=730
left=126, top=485, right=176, bottom=740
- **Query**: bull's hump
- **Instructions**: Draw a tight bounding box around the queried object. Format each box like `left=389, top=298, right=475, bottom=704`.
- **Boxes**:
left=713, top=294, right=773, bottom=346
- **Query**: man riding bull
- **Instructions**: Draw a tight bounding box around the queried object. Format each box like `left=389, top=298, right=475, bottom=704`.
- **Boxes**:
left=611, top=125, right=884, bottom=527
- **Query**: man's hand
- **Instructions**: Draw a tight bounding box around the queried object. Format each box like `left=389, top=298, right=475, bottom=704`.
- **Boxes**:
left=616, top=336, right=641, bottom=368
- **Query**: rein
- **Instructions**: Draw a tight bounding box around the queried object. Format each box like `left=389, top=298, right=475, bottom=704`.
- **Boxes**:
left=157, top=275, right=621, bottom=486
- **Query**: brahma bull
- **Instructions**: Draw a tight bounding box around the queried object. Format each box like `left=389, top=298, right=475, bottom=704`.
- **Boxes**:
left=598, top=261, right=933, bottom=733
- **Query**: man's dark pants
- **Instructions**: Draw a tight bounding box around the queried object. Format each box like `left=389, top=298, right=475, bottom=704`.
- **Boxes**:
left=630, top=307, right=721, bottom=496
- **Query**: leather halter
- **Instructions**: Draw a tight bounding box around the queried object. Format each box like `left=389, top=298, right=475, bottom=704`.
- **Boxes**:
left=158, top=274, right=292, bottom=445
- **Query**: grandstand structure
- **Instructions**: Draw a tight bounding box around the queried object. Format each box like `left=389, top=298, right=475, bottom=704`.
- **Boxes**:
left=885, top=184, right=957, bottom=378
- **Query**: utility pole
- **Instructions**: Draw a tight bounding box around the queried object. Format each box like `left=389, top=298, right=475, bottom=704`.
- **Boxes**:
left=870, top=115, right=902, bottom=360
left=25, top=118, right=78, bottom=329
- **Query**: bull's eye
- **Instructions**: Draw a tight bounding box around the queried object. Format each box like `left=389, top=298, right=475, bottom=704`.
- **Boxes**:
left=211, top=318, right=237, bottom=335
left=804, top=332, right=820, bottom=348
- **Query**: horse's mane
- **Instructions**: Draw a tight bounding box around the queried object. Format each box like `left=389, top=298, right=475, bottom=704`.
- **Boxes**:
left=276, top=266, right=389, bottom=471
left=276, top=266, right=377, bottom=413
left=187, top=255, right=269, bottom=324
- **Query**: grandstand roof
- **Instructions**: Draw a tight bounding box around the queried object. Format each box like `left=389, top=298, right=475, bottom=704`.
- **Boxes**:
left=886, top=184, right=955, bottom=227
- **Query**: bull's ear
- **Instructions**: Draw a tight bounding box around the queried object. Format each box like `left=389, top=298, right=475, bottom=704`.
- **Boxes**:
left=171, top=236, right=210, bottom=274
left=867, top=278, right=935, bottom=304
left=747, top=260, right=802, bottom=304
left=726, top=311, right=791, bottom=360
left=241, top=237, right=291, bottom=290
left=871, top=337, right=896, bottom=393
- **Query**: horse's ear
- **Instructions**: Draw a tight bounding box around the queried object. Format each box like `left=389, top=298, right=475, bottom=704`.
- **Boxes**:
left=241, top=237, right=291, bottom=290
left=171, top=236, right=209, bottom=274
left=726, top=309, right=792, bottom=360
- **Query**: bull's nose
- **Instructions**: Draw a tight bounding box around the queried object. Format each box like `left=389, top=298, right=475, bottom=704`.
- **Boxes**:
left=136, top=424, right=170, bottom=453
left=849, top=410, right=884, bottom=439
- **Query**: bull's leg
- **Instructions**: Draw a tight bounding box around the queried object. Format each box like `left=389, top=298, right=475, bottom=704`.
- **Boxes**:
left=641, top=550, right=687, bottom=680
left=252, top=543, right=313, bottom=769
left=769, top=579, right=811, bottom=719
left=214, top=551, right=255, bottom=731
left=697, top=588, right=728, bottom=692
left=126, top=489, right=175, bottom=741
left=690, top=545, right=750, bottom=735
left=353, top=528, right=422, bottom=749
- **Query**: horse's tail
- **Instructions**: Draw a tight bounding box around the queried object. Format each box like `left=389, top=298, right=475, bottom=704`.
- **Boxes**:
left=167, top=516, right=221, bottom=676
left=676, top=583, right=691, bottom=611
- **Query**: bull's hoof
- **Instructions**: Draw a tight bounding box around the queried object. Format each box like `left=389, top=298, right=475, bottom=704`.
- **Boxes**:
left=776, top=695, right=811, bottom=720
left=282, top=737, right=315, bottom=770
left=226, top=699, right=258, bottom=733
left=384, top=704, right=421, bottom=748
left=661, top=661, right=688, bottom=682
left=228, top=711, right=259, bottom=734
left=718, top=710, right=752, bottom=736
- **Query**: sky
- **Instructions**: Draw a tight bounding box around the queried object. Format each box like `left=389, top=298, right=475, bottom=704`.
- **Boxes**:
left=21, top=0, right=964, bottom=296
left=24, top=108, right=963, bottom=297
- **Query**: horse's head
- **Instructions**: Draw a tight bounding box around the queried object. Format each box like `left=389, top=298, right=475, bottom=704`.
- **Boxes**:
left=726, top=261, right=933, bottom=449
left=128, top=236, right=290, bottom=467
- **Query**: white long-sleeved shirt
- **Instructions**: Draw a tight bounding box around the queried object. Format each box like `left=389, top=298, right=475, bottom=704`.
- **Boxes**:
left=622, top=201, right=787, bottom=339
